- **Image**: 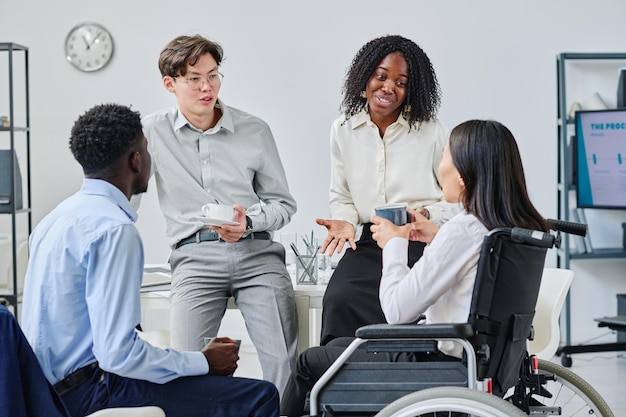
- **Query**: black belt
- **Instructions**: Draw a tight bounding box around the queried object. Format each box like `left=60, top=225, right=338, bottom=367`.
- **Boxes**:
left=175, top=229, right=271, bottom=249
left=53, top=362, right=101, bottom=396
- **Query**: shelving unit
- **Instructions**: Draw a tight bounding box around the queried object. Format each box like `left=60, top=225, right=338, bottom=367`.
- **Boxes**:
left=0, top=42, right=31, bottom=318
left=555, top=52, right=626, bottom=366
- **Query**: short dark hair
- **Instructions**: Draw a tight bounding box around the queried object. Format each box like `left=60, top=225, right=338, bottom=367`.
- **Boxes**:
left=341, top=35, right=441, bottom=129
left=69, top=103, right=143, bottom=176
left=449, top=120, right=549, bottom=232
left=158, top=35, right=224, bottom=78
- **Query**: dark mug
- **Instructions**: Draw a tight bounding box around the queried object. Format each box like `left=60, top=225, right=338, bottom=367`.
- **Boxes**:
left=204, top=337, right=242, bottom=352
left=374, top=204, right=409, bottom=226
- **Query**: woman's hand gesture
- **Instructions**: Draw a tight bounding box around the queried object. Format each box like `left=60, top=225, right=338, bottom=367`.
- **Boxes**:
left=315, top=218, right=357, bottom=256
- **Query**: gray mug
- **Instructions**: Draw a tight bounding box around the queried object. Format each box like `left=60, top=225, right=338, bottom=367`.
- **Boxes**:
left=374, top=204, right=409, bottom=226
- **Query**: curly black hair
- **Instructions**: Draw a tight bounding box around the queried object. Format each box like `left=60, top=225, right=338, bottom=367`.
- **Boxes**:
left=158, top=35, right=224, bottom=78
left=341, top=35, right=441, bottom=129
left=69, top=103, right=143, bottom=176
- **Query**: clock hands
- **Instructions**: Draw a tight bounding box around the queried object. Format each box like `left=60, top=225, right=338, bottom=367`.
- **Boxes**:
left=81, top=34, right=91, bottom=50
left=81, top=31, right=103, bottom=51
left=91, top=31, right=103, bottom=46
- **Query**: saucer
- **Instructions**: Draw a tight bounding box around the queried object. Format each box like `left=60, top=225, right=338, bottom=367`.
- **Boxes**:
left=196, top=216, right=240, bottom=227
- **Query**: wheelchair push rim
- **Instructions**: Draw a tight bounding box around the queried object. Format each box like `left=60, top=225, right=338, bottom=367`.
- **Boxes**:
left=375, top=386, right=527, bottom=417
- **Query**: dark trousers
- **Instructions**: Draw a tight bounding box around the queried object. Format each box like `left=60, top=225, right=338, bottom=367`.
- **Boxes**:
left=59, top=364, right=280, bottom=417
left=320, top=224, right=425, bottom=345
left=279, top=337, right=458, bottom=417
left=0, top=305, right=69, bottom=417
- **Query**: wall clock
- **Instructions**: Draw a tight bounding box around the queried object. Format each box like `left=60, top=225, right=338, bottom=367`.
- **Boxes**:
left=65, top=22, right=114, bottom=72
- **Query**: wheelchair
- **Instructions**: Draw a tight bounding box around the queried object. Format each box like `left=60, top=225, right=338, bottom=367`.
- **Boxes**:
left=307, top=219, right=614, bottom=417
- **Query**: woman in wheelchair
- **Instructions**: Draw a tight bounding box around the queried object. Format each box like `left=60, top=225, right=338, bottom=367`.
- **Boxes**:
left=280, top=119, right=550, bottom=416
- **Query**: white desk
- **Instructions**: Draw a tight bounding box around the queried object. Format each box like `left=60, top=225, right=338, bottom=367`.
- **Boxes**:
left=140, top=265, right=327, bottom=354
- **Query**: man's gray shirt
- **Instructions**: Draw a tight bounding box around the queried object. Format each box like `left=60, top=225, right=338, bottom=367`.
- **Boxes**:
left=141, top=100, right=297, bottom=247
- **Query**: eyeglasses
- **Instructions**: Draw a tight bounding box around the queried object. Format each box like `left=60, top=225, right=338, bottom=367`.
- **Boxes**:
left=175, top=72, right=224, bottom=89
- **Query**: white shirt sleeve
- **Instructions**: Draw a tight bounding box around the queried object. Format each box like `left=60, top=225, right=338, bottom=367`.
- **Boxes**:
left=379, top=212, right=486, bottom=325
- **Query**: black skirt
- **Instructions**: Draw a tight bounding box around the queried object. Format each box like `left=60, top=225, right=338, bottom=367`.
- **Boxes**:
left=319, top=223, right=425, bottom=345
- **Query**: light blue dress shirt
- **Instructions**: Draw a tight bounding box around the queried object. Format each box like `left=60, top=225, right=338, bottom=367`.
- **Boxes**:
left=22, top=179, right=207, bottom=385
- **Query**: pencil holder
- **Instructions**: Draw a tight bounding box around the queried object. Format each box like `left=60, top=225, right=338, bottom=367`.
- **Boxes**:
left=296, top=255, right=318, bottom=284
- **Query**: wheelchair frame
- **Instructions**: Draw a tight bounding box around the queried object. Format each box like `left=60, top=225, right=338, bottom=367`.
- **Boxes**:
left=307, top=220, right=614, bottom=417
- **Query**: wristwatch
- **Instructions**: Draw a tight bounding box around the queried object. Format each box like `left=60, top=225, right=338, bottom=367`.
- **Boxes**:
left=243, top=216, right=253, bottom=237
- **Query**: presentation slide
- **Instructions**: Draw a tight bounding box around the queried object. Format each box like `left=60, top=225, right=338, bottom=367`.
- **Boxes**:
left=576, top=110, right=626, bottom=209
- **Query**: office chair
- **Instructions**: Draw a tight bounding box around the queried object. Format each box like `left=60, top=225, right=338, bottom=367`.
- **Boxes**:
left=2, top=239, right=28, bottom=292
left=528, top=267, right=574, bottom=360
left=86, top=407, right=165, bottom=417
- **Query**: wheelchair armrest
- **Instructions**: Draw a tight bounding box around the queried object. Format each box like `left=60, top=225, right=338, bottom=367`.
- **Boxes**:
left=355, top=323, right=475, bottom=340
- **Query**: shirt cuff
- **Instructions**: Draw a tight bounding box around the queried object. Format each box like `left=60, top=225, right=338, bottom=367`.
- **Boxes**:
left=189, top=351, right=210, bottom=375
left=382, top=237, right=409, bottom=265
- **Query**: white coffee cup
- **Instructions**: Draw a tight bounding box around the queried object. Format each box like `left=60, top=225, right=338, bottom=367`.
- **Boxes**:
left=201, top=203, right=236, bottom=222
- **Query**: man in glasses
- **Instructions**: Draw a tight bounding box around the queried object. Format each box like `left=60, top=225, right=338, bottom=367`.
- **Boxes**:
left=141, top=35, right=298, bottom=398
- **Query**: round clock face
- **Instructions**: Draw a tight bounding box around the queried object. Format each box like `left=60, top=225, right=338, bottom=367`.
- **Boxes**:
left=65, top=23, right=114, bottom=72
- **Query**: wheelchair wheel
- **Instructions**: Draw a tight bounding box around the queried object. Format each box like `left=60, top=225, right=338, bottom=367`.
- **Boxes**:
left=375, top=386, right=526, bottom=417
left=535, top=359, right=614, bottom=417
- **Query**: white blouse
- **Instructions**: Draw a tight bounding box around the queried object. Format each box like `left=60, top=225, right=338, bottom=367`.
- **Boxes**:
left=328, top=110, right=459, bottom=229
left=379, top=211, right=488, bottom=357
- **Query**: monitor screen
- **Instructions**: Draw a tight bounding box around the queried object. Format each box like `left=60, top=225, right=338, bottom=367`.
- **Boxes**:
left=575, top=109, right=626, bottom=209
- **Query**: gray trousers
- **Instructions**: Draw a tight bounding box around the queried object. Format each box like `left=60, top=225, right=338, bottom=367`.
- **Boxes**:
left=169, top=238, right=297, bottom=398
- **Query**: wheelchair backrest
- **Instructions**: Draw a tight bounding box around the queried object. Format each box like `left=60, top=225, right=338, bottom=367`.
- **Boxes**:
left=468, top=231, right=547, bottom=396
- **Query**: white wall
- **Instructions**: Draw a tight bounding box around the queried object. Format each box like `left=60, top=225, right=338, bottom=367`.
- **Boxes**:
left=2, top=0, right=626, bottom=343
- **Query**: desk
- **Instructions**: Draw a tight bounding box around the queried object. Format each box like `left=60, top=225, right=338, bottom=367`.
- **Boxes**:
left=140, top=265, right=327, bottom=355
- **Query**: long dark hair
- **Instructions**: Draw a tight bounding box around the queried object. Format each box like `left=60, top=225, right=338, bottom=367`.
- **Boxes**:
left=449, top=120, right=549, bottom=232
left=341, top=35, right=441, bottom=129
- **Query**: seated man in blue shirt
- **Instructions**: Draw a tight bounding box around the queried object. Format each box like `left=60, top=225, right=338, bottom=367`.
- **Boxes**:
left=21, top=103, right=279, bottom=417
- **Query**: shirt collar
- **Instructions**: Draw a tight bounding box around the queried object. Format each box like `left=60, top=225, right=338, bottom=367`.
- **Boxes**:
left=173, top=99, right=234, bottom=134
left=80, top=178, right=138, bottom=222
left=350, top=108, right=410, bottom=130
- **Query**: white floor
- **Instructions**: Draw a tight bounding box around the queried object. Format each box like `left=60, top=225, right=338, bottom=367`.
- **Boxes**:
left=551, top=351, right=626, bottom=416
